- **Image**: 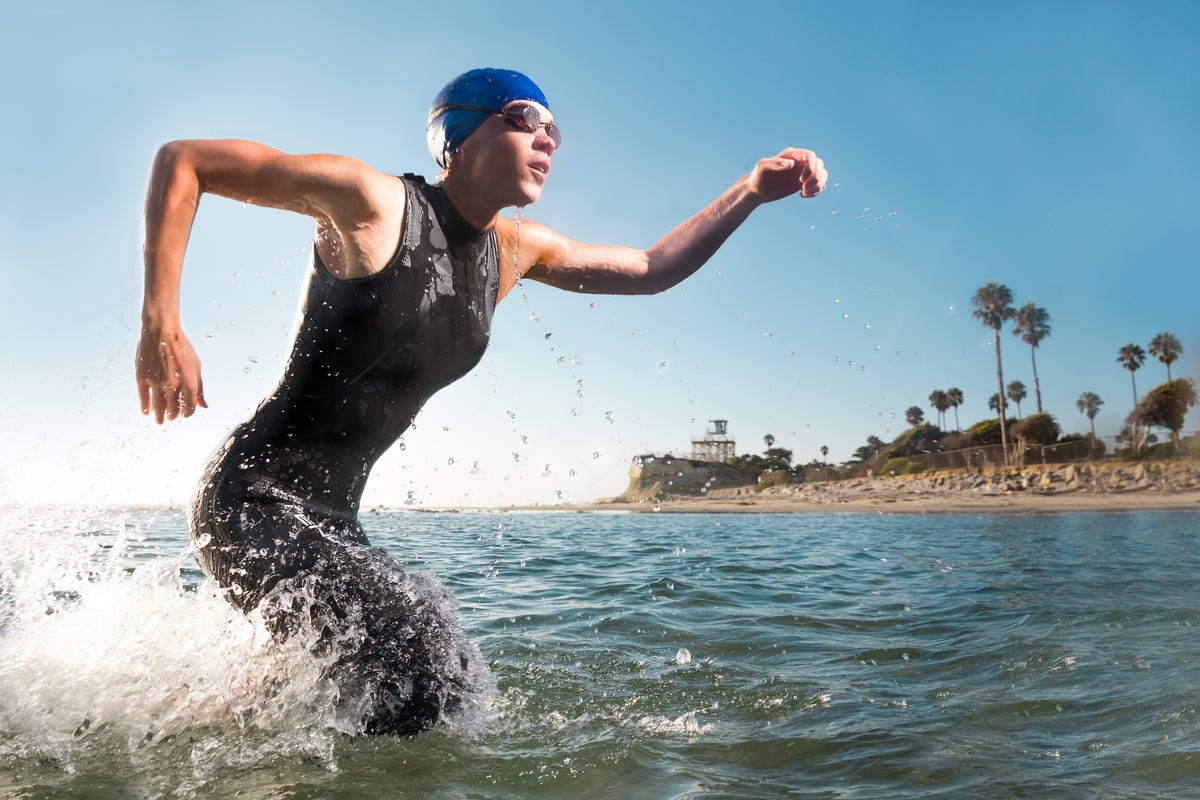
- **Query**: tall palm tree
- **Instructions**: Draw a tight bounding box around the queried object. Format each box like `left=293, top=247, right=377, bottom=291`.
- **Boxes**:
left=988, top=393, right=1003, bottom=414
left=972, top=282, right=1015, bottom=461
left=1116, top=343, right=1147, bottom=406
left=1006, top=380, right=1027, bottom=418
left=1148, top=332, right=1183, bottom=381
left=1076, top=391, right=1103, bottom=442
left=820, top=444, right=829, bottom=464
left=946, top=387, right=964, bottom=431
left=763, top=433, right=775, bottom=452
left=929, top=389, right=949, bottom=429
left=1013, top=302, right=1051, bottom=414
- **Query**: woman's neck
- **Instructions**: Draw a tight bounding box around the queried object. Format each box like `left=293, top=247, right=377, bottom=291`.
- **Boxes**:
left=440, top=169, right=503, bottom=230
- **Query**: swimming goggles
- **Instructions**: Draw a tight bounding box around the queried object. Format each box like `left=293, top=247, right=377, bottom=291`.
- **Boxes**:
left=434, top=101, right=562, bottom=148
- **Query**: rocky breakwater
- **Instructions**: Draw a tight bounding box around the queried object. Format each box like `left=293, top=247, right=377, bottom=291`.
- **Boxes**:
left=905, top=460, right=1200, bottom=496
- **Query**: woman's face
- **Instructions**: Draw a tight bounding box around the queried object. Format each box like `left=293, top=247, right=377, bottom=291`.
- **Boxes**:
left=452, top=103, right=558, bottom=208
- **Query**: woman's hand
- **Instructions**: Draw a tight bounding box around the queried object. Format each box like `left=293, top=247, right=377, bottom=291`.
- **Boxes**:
left=136, top=322, right=207, bottom=423
left=747, top=147, right=828, bottom=202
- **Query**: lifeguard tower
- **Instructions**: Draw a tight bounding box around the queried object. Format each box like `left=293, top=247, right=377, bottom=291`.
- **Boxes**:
left=691, top=419, right=736, bottom=463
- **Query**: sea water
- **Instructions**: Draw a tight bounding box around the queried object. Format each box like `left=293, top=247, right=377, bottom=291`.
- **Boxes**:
left=1, top=505, right=1197, bottom=798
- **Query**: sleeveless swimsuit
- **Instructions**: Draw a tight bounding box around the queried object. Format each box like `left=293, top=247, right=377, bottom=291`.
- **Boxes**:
left=189, top=175, right=497, bottom=734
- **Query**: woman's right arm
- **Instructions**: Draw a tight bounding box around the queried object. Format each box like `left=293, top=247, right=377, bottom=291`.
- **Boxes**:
left=136, top=139, right=401, bottom=423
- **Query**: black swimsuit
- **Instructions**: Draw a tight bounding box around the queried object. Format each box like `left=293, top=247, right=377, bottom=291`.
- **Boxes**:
left=189, top=175, right=498, bottom=734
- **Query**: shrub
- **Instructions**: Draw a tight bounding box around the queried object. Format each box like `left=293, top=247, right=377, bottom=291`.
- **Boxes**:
left=878, top=456, right=921, bottom=476
left=1011, top=413, right=1060, bottom=446
left=962, top=418, right=1006, bottom=446
left=887, top=423, right=944, bottom=458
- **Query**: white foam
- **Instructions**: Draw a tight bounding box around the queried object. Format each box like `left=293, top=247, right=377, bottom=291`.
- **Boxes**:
left=0, top=506, right=491, bottom=768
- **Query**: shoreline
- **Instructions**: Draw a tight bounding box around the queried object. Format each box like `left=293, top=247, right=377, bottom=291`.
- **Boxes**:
left=557, top=490, right=1200, bottom=515
left=550, top=459, right=1200, bottom=516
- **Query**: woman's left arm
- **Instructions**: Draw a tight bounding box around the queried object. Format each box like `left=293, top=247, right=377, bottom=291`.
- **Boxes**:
left=517, top=147, right=826, bottom=296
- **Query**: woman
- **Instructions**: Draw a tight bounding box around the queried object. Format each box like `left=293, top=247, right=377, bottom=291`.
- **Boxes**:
left=137, top=68, right=827, bottom=734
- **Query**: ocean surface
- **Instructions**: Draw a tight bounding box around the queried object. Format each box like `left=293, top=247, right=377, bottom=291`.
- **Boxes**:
left=0, top=505, right=1197, bottom=799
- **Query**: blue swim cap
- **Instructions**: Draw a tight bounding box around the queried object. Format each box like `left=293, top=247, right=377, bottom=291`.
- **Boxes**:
left=427, top=68, right=550, bottom=168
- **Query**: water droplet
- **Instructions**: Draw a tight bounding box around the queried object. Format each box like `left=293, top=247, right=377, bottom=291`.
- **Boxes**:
left=841, top=313, right=849, bottom=319
left=572, top=356, right=582, bottom=365
left=604, top=411, right=615, bottom=423
left=833, top=297, right=840, bottom=304
left=529, top=312, right=540, bottom=322
left=592, top=451, right=600, bottom=459
left=864, top=323, right=871, bottom=329
left=947, top=305, right=955, bottom=312
left=399, top=442, right=407, bottom=451
left=544, top=332, right=553, bottom=340
left=447, top=457, right=456, bottom=465
left=512, top=453, right=521, bottom=462
left=588, top=302, right=596, bottom=309
left=569, top=469, right=576, bottom=477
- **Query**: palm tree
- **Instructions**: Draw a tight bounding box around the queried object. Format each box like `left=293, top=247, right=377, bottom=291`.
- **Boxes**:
left=929, top=389, right=949, bottom=429
left=1076, top=391, right=1103, bottom=442
left=1117, top=343, right=1147, bottom=406
left=988, top=393, right=1003, bottom=414
left=820, top=444, right=829, bottom=464
left=946, top=387, right=964, bottom=431
left=906, top=405, right=925, bottom=426
left=763, top=433, right=775, bottom=451
left=1006, top=380, right=1027, bottom=418
left=1013, top=302, right=1051, bottom=414
left=1148, top=332, right=1183, bottom=381
left=972, top=282, right=1015, bottom=461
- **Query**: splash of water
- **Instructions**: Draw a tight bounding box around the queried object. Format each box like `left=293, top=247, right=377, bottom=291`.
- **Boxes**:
left=0, top=507, right=493, bottom=779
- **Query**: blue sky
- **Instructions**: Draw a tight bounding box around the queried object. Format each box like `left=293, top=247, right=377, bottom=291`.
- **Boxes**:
left=1, top=1, right=1197, bottom=507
